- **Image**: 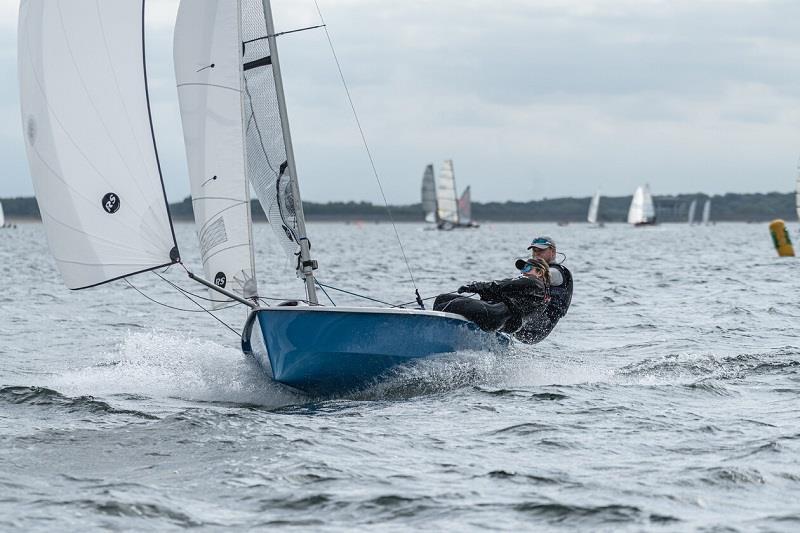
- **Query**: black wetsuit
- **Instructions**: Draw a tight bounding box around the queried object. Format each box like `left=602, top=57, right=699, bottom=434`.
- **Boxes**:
left=514, top=263, right=573, bottom=343
left=433, top=276, right=548, bottom=337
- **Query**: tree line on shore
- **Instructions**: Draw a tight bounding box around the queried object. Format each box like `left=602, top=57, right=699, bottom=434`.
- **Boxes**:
left=1, top=191, right=795, bottom=223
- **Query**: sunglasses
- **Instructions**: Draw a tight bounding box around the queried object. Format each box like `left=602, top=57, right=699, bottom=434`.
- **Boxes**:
left=520, top=263, right=543, bottom=274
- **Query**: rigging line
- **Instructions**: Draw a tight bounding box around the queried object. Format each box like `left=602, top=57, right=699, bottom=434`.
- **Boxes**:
left=315, top=281, right=336, bottom=306
left=242, top=24, right=326, bottom=46
left=124, top=278, right=237, bottom=314
left=390, top=293, right=448, bottom=308
left=315, top=281, right=395, bottom=307
left=151, top=272, right=242, bottom=338
left=312, top=0, right=420, bottom=296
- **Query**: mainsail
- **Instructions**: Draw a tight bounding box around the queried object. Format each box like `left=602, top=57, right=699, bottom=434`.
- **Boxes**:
left=436, top=159, right=459, bottom=225
left=628, top=184, right=655, bottom=225
left=174, top=0, right=257, bottom=306
left=458, top=186, right=472, bottom=225
left=587, top=190, right=600, bottom=224
left=687, top=199, right=697, bottom=225
left=702, top=199, right=711, bottom=225
left=0, top=201, right=4, bottom=227
left=421, top=164, right=436, bottom=223
left=18, top=0, right=178, bottom=289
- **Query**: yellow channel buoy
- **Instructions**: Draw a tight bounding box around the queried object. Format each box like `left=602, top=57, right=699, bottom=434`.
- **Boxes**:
left=769, top=219, right=795, bottom=257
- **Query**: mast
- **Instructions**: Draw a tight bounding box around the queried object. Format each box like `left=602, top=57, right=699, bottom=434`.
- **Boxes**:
left=261, top=0, right=318, bottom=303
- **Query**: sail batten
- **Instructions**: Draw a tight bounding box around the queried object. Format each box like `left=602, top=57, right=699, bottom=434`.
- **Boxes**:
left=174, top=0, right=257, bottom=306
left=18, top=0, right=178, bottom=289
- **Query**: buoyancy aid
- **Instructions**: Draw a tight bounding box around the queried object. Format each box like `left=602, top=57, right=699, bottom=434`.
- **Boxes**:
left=513, top=263, right=572, bottom=344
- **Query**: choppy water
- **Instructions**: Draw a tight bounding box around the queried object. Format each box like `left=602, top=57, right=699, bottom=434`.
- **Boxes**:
left=2, top=221, right=800, bottom=531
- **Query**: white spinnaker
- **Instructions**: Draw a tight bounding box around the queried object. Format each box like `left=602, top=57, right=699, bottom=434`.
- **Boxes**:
left=702, top=199, right=711, bottom=225
left=18, top=0, right=177, bottom=289
left=687, top=199, right=696, bottom=225
left=421, top=164, right=436, bottom=223
left=0, top=201, right=4, bottom=227
left=436, top=160, right=459, bottom=224
left=587, top=190, right=600, bottom=224
left=174, top=0, right=257, bottom=306
left=458, top=186, right=472, bottom=225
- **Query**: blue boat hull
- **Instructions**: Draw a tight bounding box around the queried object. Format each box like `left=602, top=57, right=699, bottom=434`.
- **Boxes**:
left=241, top=306, right=507, bottom=394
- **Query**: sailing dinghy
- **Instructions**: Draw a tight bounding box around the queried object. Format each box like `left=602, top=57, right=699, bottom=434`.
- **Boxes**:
left=627, top=185, right=656, bottom=226
left=587, top=190, right=602, bottom=226
left=421, top=164, right=437, bottom=226
left=19, top=0, right=505, bottom=395
left=687, top=199, right=697, bottom=225
left=701, top=199, right=711, bottom=225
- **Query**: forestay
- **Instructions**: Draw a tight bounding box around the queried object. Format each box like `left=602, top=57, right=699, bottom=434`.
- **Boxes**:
left=458, top=186, right=472, bottom=225
left=421, top=164, right=436, bottom=223
left=174, top=0, right=257, bottom=306
left=436, top=159, right=459, bottom=225
left=17, top=0, right=178, bottom=289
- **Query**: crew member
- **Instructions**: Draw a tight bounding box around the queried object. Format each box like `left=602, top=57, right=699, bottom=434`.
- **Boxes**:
left=515, top=236, right=573, bottom=343
left=433, top=257, right=550, bottom=339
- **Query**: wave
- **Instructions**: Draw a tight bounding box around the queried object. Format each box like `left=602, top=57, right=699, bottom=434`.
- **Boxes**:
left=0, top=385, right=156, bottom=420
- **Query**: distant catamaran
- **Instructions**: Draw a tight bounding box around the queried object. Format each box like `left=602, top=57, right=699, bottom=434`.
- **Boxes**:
left=627, top=184, right=656, bottom=226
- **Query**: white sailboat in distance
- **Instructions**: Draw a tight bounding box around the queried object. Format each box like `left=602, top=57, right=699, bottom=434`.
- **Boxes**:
left=687, top=199, right=697, bottom=225
left=627, top=184, right=656, bottom=226
left=421, top=164, right=436, bottom=224
left=587, top=190, right=601, bottom=225
left=702, top=199, right=711, bottom=225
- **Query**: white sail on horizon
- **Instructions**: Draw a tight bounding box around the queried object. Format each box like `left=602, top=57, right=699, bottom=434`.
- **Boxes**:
left=436, top=159, right=459, bottom=225
left=421, top=164, right=436, bottom=223
left=174, top=0, right=258, bottom=306
left=687, top=199, right=697, bottom=225
left=628, top=184, right=655, bottom=225
left=18, top=0, right=178, bottom=289
left=702, top=199, right=711, bottom=225
left=458, top=186, right=472, bottom=225
left=587, top=190, right=600, bottom=224
left=0, top=200, right=4, bottom=227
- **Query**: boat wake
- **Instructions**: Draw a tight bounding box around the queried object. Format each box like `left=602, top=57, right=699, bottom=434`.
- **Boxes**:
left=47, top=331, right=302, bottom=408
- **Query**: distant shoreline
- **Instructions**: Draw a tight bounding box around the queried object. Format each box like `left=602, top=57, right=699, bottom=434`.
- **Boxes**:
left=1, top=192, right=796, bottom=223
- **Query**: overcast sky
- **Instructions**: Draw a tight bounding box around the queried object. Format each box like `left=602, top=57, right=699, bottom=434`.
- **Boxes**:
left=3, top=0, right=800, bottom=204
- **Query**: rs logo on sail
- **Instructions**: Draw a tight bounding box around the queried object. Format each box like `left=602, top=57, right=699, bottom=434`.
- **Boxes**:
left=102, top=193, right=120, bottom=214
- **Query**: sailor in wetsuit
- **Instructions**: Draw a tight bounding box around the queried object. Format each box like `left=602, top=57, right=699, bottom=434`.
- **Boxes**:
left=432, top=257, right=550, bottom=339
left=514, top=236, right=573, bottom=343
